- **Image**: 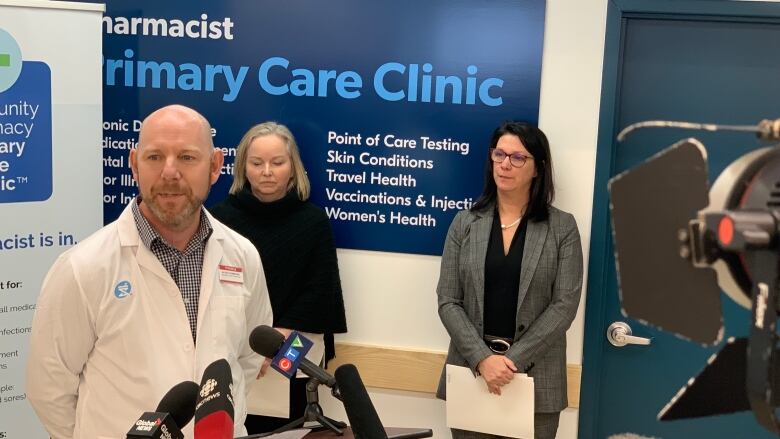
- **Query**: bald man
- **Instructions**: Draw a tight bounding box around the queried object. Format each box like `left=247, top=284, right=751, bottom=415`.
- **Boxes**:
left=27, top=105, right=272, bottom=439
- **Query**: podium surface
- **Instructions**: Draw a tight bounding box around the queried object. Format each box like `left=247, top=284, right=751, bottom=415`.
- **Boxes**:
left=306, top=427, right=433, bottom=438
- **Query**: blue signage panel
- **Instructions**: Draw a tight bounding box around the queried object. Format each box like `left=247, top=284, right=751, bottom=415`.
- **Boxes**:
left=0, top=61, right=52, bottom=203
left=95, top=0, right=545, bottom=255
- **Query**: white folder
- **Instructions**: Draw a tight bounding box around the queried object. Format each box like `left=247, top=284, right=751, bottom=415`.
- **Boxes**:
left=445, top=364, right=534, bottom=438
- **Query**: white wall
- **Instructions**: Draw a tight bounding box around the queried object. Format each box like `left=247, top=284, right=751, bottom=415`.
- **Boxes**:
left=320, top=1, right=609, bottom=437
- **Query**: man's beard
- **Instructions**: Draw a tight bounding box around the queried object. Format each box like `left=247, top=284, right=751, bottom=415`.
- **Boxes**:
left=143, top=184, right=209, bottom=231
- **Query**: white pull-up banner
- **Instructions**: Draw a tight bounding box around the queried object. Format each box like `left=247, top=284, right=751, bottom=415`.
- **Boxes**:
left=0, top=1, right=103, bottom=438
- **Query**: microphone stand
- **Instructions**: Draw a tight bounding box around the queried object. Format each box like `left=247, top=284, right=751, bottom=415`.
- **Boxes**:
left=242, top=377, right=346, bottom=438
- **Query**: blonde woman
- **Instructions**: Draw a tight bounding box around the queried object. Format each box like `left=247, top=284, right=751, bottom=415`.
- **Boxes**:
left=211, top=122, right=347, bottom=434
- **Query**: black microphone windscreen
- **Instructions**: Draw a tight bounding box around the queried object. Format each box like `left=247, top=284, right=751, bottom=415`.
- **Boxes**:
left=335, top=364, right=388, bottom=439
left=156, top=380, right=199, bottom=429
left=195, top=358, right=234, bottom=422
left=249, top=325, right=285, bottom=357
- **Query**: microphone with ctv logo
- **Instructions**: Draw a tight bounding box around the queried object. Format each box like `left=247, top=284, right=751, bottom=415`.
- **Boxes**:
left=193, top=358, right=234, bottom=439
left=249, top=325, right=336, bottom=387
left=245, top=326, right=346, bottom=437
left=271, top=330, right=313, bottom=379
left=126, top=380, right=199, bottom=439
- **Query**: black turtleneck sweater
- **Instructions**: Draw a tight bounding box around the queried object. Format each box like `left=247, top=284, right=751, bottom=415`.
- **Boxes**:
left=210, top=187, right=347, bottom=360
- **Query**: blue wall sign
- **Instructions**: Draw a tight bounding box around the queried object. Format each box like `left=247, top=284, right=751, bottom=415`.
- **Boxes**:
left=94, top=0, right=546, bottom=255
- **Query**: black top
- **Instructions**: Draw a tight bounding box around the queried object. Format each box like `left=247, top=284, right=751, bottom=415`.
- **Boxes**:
left=483, top=212, right=528, bottom=340
left=210, top=186, right=347, bottom=361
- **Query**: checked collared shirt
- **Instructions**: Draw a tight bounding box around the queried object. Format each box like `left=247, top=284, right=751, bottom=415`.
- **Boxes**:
left=131, top=198, right=212, bottom=342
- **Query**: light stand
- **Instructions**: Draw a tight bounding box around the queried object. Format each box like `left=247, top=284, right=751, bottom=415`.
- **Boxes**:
left=610, top=121, right=780, bottom=434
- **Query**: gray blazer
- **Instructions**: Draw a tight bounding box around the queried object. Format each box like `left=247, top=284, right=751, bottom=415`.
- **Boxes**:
left=436, top=205, right=583, bottom=413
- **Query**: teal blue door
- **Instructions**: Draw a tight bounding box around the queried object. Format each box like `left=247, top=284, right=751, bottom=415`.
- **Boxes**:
left=580, top=2, right=780, bottom=438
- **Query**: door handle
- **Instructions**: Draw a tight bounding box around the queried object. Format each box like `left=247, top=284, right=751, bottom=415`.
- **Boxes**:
left=607, top=321, right=651, bottom=347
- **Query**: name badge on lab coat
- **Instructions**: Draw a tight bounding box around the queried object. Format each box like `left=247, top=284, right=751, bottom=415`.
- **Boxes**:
left=218, top=264, right=244, bottom=284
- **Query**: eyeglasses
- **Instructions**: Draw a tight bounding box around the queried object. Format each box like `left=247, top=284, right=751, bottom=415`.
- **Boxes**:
left=490, top=148, right=534, bottom=168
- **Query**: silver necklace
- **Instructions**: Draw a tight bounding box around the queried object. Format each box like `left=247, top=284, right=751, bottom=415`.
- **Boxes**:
left=501, top=217, right=522, bottom=230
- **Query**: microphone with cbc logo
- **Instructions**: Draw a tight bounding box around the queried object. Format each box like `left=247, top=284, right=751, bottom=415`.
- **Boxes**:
left=193, top=359, right=234, bottom=439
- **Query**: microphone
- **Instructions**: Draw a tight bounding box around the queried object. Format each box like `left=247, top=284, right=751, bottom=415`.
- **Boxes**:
left=126, top=380, right=199, bottom=439
left=249, top=325, right=336, bottom=387
left=334, top=364, right=388, bottom=439
left=155, top=381, right=199, bottom=431
left=194, top=358, right=234, bottom=439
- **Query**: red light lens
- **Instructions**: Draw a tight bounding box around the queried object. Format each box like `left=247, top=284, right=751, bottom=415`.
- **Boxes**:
left=718, top=216, right=734, bottom=246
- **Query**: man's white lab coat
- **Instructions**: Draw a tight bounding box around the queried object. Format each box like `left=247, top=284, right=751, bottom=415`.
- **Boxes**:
left=26, top=203, right=273, bottom=439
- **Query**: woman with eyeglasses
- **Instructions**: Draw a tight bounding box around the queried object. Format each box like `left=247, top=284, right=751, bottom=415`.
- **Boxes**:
left=436, top=121, right=583, bottom=439
left=210, top=122, right=347, bottom=434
